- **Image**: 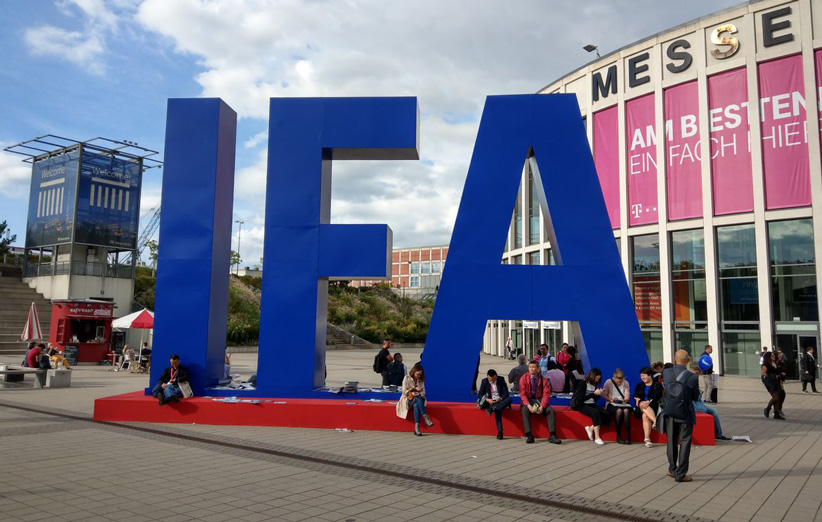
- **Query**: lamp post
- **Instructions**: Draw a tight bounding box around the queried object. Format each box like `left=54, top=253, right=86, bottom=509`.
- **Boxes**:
left=235, top=219, right=244, bottom=275
left=583, top=44, right=601, bottom=58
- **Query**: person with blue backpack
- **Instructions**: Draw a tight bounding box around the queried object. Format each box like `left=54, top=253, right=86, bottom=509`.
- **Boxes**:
left=662, top=350, right=700, bottom=483
left=698, top=345, right=714, bottom=403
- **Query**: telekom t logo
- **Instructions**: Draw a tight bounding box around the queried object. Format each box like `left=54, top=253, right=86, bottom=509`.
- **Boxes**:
left=150, top=95, right=647, bottom=401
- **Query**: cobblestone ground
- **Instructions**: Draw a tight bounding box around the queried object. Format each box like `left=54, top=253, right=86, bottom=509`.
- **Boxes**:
left=1, top=350, right=821, bottom=521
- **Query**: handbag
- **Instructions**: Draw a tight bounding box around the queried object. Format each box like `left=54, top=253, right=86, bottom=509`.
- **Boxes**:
left=476, top=395, right=487, bottom=409
left=178, top=380, right=194, bottom=399
left=653, top=408, right=667, bottom=434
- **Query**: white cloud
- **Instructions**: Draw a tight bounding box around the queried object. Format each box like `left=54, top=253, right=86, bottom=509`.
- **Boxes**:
left=132, top=0, right=742, bottom=248
left=0, top=149, right=35, bottom=200
left=24, top=0, right=126, bottom=74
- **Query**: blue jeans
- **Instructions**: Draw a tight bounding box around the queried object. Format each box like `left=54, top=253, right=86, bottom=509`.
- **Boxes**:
left=151, top=382, right=181, bottom=401
left=409, top=398, right=427, bottom=424
left=694, top=399, right=724, bottom=438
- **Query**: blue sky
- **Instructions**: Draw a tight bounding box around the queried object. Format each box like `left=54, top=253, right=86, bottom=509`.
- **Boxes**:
left=0, top=0, right=742, bottom=267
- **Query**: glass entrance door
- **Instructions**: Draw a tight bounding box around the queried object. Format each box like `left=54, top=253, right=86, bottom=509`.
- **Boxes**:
left=774, top=334, right=818, bottom=380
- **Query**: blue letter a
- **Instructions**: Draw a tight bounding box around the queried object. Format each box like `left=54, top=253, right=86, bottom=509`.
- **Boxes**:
left=423, top=95, right=647, bottom=402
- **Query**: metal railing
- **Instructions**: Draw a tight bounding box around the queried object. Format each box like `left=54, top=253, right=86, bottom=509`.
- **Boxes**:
left=22, top=261, right=134, bottom=279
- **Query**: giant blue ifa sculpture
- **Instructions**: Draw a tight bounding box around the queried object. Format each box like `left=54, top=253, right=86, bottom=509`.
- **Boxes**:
left=150, top=94, right=648, bottom=401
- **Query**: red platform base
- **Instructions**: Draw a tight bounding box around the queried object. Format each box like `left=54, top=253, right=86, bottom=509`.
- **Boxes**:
left=93, top=392, right=715, bottom=445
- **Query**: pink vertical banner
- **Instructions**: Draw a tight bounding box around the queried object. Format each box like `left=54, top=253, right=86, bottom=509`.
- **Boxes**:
left=815, top=50, right=822, bottom=162
left=626, top=94, right=658, bottom=226
left=593, top=107, right=620, bottom=229
left=758, top=54, right=810, bottom=209
left=665, top=81, right=702, bottom=220
left=708, top=68, right=753, bottom=215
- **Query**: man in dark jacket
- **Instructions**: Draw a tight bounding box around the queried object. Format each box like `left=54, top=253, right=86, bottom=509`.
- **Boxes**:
left=507, top=354, right=529, bottom=393
left=662, top=350, right=700, bottom=483
left=376, top=339, right=393, bottom=386
left=151, top=354, right=190, bottom=405
left=801, top=346, right=819, bottom=393
left=477, top=369, right=512, bottom=439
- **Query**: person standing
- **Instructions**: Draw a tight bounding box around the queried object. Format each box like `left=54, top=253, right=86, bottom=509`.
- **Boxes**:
left=759, top=346, right=769, bottom=367
left=396, top=363, right=434, bottom=436
left=662, top=350, right=700, bottom=483
left=518, top=361, right=561, bottom=444
left=376, top=339, right=394, bottom=386
left=698, top=345, right=714, bottom=403
left=537, top=344, right=551, bottom=377
left=556, top=343, right=571, bottom=372
left=761, top=352, right=785, bottom=419
left=477, top=370, right=512, bottom=439
left=505, top=336, right=514, bottom=360
left=801, top=346, right=819, bottom=393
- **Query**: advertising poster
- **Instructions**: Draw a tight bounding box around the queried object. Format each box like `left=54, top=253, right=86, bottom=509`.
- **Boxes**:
left=593, top=106, right=620, bottom=229
left=758, top=54, right=810, bottom=209
left=665, top=81, right=703, bottom=220
left=25, top=151, right=80, bottom=248
left=626, top=94, right=658, bottom=226
left=708, top=68, right=753, bottom=215
left=634, top=276, right=662, bottom=322
left=74, top=151, right=142, bottom=249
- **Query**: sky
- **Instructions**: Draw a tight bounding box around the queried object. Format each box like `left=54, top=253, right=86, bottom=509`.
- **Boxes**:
left=0, top=0, right=744, bottom=268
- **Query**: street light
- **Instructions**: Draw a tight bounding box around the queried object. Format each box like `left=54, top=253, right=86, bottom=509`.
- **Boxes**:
left=583, top=44, right=601, bottom=58
left=235, top=219, right=244, bottom=275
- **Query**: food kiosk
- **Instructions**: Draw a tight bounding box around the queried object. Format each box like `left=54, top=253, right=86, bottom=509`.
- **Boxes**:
left=49, top=300, right=115, bottom=364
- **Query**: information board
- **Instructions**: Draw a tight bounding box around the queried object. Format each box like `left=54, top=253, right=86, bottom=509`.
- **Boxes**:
left=25, top=151, right=80, bottom=248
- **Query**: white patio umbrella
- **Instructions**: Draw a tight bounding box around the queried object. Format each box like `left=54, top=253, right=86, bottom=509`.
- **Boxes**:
left=21, top=302, right=43, bottom=341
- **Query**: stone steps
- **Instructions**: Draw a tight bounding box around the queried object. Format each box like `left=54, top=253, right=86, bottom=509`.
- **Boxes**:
left=0, top=277, right=53, bottom=357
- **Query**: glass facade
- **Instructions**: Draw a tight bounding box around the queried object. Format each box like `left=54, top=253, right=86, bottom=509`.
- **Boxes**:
left=528, top=251, right=540, bottom=265
left=632, top=234, right=662, bottom=362
left=528, top=166, right=540, bottom=245
left=671, top=229, right=708, bottom=353
left=769, top=219, right=817, bottom=322
left=717, top=224, right=759, bottom=375
left=514, top=186, right=523, bottom=249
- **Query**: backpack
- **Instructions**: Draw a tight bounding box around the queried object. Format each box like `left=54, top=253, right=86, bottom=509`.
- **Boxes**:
left=373, top=353, right=382, bottom=373
left=662, top=371, right=690, bottom=420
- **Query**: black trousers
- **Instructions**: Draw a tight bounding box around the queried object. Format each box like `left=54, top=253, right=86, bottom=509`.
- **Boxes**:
left=802, top=376, right=817, bottom=392
left=665, top=418, right=694, bottom=480
left=520, top=402, right=556, bottom=434
left=381, top=371, right=389, bottom=386
left=579, top=404, right=610, bottom=427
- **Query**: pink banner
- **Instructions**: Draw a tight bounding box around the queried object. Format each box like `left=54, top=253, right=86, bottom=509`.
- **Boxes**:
left=665, top=81, right=702, bottom=220
left=815, top=50, right=822, bottom=163
left=593, top=107, right=620, bottom=229
left=626, top=94, right=658, bottom=226
left=758, top=54, right=810, bottom=209
left=708, top=68, right=753, bottom=215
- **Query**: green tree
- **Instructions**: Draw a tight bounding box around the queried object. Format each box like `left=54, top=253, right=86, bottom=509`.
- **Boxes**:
left=0, top=221, right=17, bottom=257
left=230, top=250, right=242, bottom=269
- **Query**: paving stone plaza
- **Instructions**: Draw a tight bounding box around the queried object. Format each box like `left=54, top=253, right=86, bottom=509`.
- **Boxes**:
left=1, top=349, right=820, bottom=522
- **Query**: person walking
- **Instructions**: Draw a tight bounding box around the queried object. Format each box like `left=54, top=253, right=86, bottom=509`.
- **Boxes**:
left=571, top=368, right=610, bottom=445
left=505, top=336, right=514, bottom=360
left=762, top=352, right=785, bottom=419
left=662, top=350, right=700, bottom=483
left=801, top=346, right=819, bottom=393
left=633, top=367, right=663, bottom=448
left=602, top=368, right=632, bottom=444
left=698, top=345, right=714, bottom=402
left=396, top=363, right=434, bottom=436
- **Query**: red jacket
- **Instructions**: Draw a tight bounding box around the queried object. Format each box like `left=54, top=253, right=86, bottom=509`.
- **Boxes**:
left=556, top=351, right=572, bottom=372
left=519, top=372, right=552, bottom=410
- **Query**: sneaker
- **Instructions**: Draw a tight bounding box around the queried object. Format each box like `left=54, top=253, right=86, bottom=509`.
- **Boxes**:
left=584, top=426, right=593, bottom=441
left=594, top=438, right=604, bottom=445
left=644, top=439, right=653, bottom=448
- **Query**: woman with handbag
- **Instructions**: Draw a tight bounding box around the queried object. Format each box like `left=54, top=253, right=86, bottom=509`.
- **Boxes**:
left=571, top=368, right=610, bottom=445
left=395, top=363, right=435, bottom=436
left=602, top=368, right=633, bottom=444
left=761, top=352, right=785, bottom=420
left=633, top=367, right=663, bottom=447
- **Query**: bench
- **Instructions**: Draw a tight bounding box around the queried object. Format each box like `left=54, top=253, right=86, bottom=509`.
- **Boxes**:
left=0, top=366, right=72, bottom=388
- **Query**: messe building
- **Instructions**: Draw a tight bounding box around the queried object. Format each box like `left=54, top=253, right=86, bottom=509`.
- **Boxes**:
left=484, top=0, right=822, bottom=379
